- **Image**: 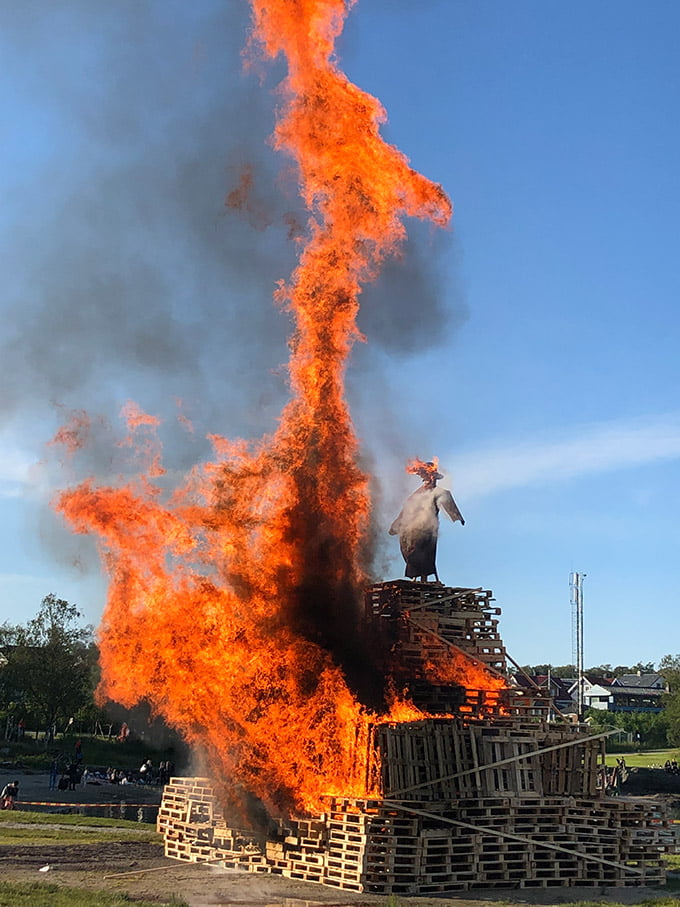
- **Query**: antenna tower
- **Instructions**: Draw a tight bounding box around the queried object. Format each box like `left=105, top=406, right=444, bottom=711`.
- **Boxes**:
left=570, top=572, right=585, bottom=719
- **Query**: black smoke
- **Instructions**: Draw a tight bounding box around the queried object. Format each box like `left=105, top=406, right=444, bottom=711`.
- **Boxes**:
left=2, top=0, right=466, bottom=674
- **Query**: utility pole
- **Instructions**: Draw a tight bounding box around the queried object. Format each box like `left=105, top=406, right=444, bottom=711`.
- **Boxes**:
left=570, top=572, right=586, bottom=720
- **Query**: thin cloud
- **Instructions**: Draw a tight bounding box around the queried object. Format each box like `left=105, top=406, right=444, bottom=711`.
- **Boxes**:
left=448, top=413, right=680, bottom=499
left=0, top=440, right=35, bottom=498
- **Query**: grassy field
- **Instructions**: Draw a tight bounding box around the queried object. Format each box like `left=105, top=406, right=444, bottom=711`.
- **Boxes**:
left=664, top=852, right=680, bottom=871
left=0, top=883, right=676, bottom=907
left=0, top=881, right=187, bottom=906
left=605, top=749, right=680, bottom=768
left=0, top=809, right=161, bottom=846
left=0, top=812, right=178, bottom=905
left=0, top=811, right=157, bottom=828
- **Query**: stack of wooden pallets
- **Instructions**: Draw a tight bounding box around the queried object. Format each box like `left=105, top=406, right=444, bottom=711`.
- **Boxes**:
left=370, top=718, right=605, bottom=800
left=157, top=582, right=677, bottom=891
left=366, top=581, right=507, bottom=674
left=157, top=779, right=674, bottom=892
left=366, top=580, right=554, bottom=720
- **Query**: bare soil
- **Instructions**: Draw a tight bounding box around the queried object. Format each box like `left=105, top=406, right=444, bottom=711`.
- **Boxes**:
left=0, top=837, right=674, bottom=907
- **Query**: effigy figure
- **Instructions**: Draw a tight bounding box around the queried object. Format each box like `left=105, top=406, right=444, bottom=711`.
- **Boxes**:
left=389, top=459, right=464, bottom=582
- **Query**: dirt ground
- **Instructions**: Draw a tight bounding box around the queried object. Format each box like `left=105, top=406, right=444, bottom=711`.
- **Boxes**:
left=0, top=837, right=673, bottom=907
left=0, top=769, right=676, bottom=907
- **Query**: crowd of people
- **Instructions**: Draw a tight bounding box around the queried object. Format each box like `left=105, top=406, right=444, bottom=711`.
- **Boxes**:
left=46, top=758, right=176, bottom=791
left=0, top=721, right=178, bottom=808
left=42, top=738, right=176, bottom=794
left=664, top=759, right=679, bottom=774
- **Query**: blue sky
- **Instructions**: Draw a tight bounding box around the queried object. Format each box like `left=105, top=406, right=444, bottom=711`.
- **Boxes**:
left=1, top=0, right=679, bottom=670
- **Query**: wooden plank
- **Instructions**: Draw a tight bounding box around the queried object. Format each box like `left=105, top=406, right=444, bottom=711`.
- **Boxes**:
left=381, top=800, right=646, bottom=877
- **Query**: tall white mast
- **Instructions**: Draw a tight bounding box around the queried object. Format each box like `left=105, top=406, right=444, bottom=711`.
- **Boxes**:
left=570, top=572, right=585, bottom=720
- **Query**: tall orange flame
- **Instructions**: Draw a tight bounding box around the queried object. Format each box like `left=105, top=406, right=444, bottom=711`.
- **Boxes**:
left=55, top=0, right=451, bottom=816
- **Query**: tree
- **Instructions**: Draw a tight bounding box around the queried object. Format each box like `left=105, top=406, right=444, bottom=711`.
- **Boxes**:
left=519, top=664, right=575, bottom=678
left=585, top=707, right=668, bottom=748
left=0, top=594, right=96, bottom=735
left=659, top=654, right=680, bottom=746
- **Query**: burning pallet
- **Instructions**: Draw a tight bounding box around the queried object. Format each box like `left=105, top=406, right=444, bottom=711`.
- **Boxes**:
left=158, top=583, right=677, bottom=891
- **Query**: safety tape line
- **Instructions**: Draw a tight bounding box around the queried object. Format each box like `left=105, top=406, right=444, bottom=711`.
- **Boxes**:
left=11, top=810, right=678, bottom=825
left=16, top=801, right=158, bottom=808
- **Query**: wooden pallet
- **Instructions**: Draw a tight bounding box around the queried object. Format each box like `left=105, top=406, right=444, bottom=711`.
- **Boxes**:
left=156, top=580, right=675, bottom=892
left=159, top=768, right=673, bottom=892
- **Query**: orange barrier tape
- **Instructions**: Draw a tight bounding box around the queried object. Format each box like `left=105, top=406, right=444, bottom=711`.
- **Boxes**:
left=16, top=801, right=157, bottom=808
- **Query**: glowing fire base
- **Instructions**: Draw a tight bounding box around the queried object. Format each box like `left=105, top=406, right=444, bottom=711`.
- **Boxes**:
left=157, top=583, right=677, bottom=891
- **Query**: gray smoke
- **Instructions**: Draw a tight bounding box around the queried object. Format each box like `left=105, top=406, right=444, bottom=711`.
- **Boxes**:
left=1, top=0, right=466, bottom=543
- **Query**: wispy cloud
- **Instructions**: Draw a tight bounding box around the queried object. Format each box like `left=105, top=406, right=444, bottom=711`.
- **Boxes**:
left=0, top=435, right=40, bottom=499
left=448, top=413, right=680, bottom=498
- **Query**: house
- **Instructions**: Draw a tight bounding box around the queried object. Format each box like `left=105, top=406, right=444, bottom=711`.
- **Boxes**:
left=582, top=673, right=667, bottom=713
left=608, top=673, right=667, bottom=713
left=581, top=681, right=614, bottom=711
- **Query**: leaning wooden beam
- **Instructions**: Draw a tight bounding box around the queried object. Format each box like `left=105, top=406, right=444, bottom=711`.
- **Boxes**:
left=104, top=862, right=224, bottom=879
left=387, top=728, right=615, bottom=798
left=405, top=615, right=509, bottom=682
left=381, top=799, right=645, bottom=877
left=502, top=648, right=571, bottom=721
left=404, top=588, right=485, bottom=612
left=405, top=613, right=571, bottom=721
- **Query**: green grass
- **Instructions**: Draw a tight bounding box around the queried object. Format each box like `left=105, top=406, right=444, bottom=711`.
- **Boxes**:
left=0, top=810, right=161, bottom=845
left=0, top=810, right=155, bottom=828
left=0, top=881, right=187, bottom=906
left=663, top=852, right=680, bottom=871
left=605, top=749, right=680, bottom=767
left=0, top=826, right=161, bottom=845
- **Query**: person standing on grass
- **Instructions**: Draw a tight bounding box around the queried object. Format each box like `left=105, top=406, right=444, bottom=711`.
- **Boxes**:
left=48, top=756, right=59, bottom=791
left=67, top=762, right=79, bottom=791
left=1, top=780, right=19, bottom=809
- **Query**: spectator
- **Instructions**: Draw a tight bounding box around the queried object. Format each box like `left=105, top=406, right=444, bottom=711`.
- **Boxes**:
left=1, top=780, right=19, bottom=810
left=67, top=762, right=79, bottom=791
left=48, top=757, right=59, bottom=791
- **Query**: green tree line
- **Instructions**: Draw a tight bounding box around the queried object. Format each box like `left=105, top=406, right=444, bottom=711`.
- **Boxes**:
left=521, top=657, right=680, bottom=748
left=0, top=594, right=100, bottom=739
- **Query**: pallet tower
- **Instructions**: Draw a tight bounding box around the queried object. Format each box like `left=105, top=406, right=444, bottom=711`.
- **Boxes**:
left=158, top=581, right=676, bottom=892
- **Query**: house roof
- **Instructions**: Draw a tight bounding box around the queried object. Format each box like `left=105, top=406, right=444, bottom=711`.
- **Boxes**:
left=583, top=684, right=612, bottom=697
left=613, top=673, right=665, bottom=688
left=610, top=686, right=665, bottom=698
